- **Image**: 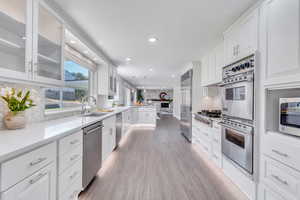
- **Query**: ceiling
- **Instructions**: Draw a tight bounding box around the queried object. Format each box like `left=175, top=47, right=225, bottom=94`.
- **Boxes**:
left=54, top=0, right=259, bottom=88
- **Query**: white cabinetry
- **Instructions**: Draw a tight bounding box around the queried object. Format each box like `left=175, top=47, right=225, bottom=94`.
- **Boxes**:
left=1, top=163, right=56, bottom=200
left=259, top=132, right=300, bottom=200
left=260, top=0, right=300, bottom=86
left=201, top=41, right=224, bottom=86
left=98, top=63, right=117, bottom=96
left=0, top=142, right=57, bottom=200
left=102, top=116, right=116, bottom=163
left=0, top=0, right=64, bottom=86
left=58, top=131, right=83, bottom=200
left=192, top=117, right=222, bottom=167
left=224, top=8, right=259, bottom=65
left=122, top=108, right=132, bottom=137
left=137, top=107, right=156, bottom=125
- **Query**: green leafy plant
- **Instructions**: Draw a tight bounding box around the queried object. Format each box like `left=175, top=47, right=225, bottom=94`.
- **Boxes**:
left=1, top=88, right=35, bottom=114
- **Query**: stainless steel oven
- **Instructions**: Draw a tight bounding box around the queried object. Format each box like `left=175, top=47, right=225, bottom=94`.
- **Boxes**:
left=221, top=73, right=254, bottom=121
left=279, top=98, right=300, bottom=137
left=221, top=119, right=253, bottom=174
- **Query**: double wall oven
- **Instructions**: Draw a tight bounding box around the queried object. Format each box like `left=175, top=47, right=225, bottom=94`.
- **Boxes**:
left=220, top=54, right=255, bottom=175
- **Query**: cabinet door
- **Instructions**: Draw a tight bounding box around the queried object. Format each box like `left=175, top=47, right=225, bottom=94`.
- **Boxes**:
left=208, top=53, right=216, bottom=85
left=2, top=164, right=56, bottom=200
left=262, top=0, right=300, bottom=86
left=215, top=42, right=224, bottom=83
left=238, top=9, right=258, bottom=58
left=32, top=1, right=64, bottom=85
left=102, top=131, right=110, bottom=163
left=224, top=30, right=239, bottom=65
left=201, top=55, right=209, bottom=86
left=0, top=0, right=32, bottom=80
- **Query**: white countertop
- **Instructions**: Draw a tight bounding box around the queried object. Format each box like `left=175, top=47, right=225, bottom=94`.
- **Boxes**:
left=0, top=107, right=131, bottom=163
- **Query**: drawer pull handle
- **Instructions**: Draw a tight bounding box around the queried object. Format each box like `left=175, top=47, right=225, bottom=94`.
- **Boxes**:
left=70, top=154, right=80, bottom=161
left=29, top=157, right=47, bottom=166
left=272, top=149, right=288, bottom=158
left=70, top=139, right=79, bottom=145
left=212, top=154, right=218, bottom=159
left=213, top=139, right=219, bottom=143
left=69, top=171, right=78, bottom=180
left=29, top=172, right=47, bottom=185
left=271, top=174, right=288, bottom=185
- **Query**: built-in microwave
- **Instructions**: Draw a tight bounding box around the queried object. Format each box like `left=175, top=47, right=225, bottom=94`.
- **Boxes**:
left=279, top=98, right=300, bottom=137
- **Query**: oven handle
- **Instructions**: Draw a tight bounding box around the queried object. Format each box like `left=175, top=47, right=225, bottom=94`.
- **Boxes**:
left=219, top=122, right=253, bottom=135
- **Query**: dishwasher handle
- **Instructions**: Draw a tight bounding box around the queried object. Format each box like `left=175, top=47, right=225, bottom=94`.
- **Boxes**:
left=84, top=126, right=103, bottom=135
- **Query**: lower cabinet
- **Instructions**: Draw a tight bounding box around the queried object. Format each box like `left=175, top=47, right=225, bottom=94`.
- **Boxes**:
left=1, top=163, right=56, bottom=200
left=258, top=183, right=292, bottom=200
left=192, top=118, right=222, bottom=168
left=102, top=116, right=116, bottom=163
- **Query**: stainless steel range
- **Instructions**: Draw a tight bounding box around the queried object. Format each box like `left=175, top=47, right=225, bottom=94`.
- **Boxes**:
left=220, top=54, right=256, bottom=175
left=220, top=118, right=253, bottom=174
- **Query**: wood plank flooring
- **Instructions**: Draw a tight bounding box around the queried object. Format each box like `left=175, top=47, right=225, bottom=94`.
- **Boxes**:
left=79, top=116, right=248, bottom=200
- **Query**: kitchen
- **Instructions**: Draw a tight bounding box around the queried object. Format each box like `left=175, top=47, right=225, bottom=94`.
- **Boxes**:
left=0, top=0, right=299, bottom=200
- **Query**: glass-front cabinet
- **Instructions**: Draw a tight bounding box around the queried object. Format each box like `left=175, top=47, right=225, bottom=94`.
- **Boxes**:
left=33, top=1, right=64, bottom=85
left=0, top=0, right=32, bottom=80
left=0, top=0, right=64, bottom=86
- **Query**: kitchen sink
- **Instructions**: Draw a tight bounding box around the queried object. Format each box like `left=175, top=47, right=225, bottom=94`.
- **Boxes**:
left=83, top=112, right=108, bottom=117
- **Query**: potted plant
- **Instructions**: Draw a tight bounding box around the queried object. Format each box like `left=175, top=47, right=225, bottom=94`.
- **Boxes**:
left=1, top=88, right=35, bottom=130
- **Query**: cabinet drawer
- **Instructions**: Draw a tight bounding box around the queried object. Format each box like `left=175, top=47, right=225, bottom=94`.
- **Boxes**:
left=261, top=156, right=300, bottom=199
left=1, top=142, right=56, bottom=192
left=263, top=133, right=300, bottom=171
left=258, top=184, right=292, bottom=200
left=59, top=131, right=83, bottom=156
left=199, top=137, right=211, bottom=155
left=59, top=177, right=82, bottom=200
left=59, top=144, right=83, bottom=174
left=1, top=163, right=56, bottom=200
left=59, top=159, right=82, bottom=196
left=211, top=152, right=222, bottom=168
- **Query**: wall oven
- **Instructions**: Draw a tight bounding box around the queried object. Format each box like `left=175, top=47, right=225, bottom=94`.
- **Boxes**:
left=221, top=118, right=253, bottom=174
left=279, top=98, right=300, bottom=137
left=221, top=72, right=254, bottom=121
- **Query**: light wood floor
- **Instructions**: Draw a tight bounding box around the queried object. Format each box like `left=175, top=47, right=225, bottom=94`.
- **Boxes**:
left=79, top=116, right=248, bottom=200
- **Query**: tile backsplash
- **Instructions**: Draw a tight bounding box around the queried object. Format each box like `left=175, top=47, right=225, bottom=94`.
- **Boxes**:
left=0, top=83, right=44, bottom=130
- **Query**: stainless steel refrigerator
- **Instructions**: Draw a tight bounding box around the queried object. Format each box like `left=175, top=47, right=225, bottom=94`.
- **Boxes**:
left=180, top=69, right=193, bottom=142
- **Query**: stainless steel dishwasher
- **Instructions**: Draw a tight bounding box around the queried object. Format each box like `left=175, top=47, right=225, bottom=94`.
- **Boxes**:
left=82, top=121, right=103, bottom=189
left=115, top=113, right=123, bottom=148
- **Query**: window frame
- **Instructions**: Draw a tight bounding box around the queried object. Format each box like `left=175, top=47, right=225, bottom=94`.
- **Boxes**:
left=44, top=55, right=96, bottom=115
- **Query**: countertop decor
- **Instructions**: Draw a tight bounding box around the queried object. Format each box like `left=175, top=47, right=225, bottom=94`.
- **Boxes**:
left=1, top=88, right=35, bottom=130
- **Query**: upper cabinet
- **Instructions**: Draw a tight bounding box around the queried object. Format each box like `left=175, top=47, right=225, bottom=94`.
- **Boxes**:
left=201, top=41, right=224, bottom=86
left=97, top=63, right=117, bottom=96
left=0, top=0, right=64, bottom=86
left=32, top=1, right=64, bottom=85
left=0, top=0, right=32, bottom=80
left=261, top=0, right=300, bottom=87
left=224, top=8, right=259, bottom=65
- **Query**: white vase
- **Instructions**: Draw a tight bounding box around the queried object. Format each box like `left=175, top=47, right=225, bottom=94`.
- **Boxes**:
left=4, top=111, right=26, bottom=130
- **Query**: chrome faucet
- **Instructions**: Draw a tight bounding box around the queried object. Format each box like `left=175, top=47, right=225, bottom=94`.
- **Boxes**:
left=81, top=96, right=97, bottom=116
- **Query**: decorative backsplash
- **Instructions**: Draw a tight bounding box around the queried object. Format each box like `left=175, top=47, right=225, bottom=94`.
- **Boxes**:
left=0, top=83, right=44, bottom=130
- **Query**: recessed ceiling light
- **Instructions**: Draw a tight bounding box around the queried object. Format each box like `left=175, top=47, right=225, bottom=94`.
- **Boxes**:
left=83, top=50, right=89, bottom=54
left=70, top=40, right=76, bottom=44
left=125, top=57, right=132, bottom=61
left=171, top=74, right=175, bottom=78
left=149, top=68, right=153, bottom=72
left=93, top=57, right=98, bottom=61
left=148, top=37, right=158, bottom=43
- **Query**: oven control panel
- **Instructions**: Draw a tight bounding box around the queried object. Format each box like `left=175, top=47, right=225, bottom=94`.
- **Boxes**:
left=221, top=118, right=253, bottom=134
left=222, top=55, right=255, bottom=79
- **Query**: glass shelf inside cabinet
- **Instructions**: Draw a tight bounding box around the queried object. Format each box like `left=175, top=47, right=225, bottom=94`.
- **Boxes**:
left=0, top=0, right=26, bottom=73
left=37, top=5, right=62, bottom=80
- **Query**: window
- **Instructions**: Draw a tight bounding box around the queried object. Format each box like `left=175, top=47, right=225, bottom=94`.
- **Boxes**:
left=45, top=59, right=91, bottom=111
